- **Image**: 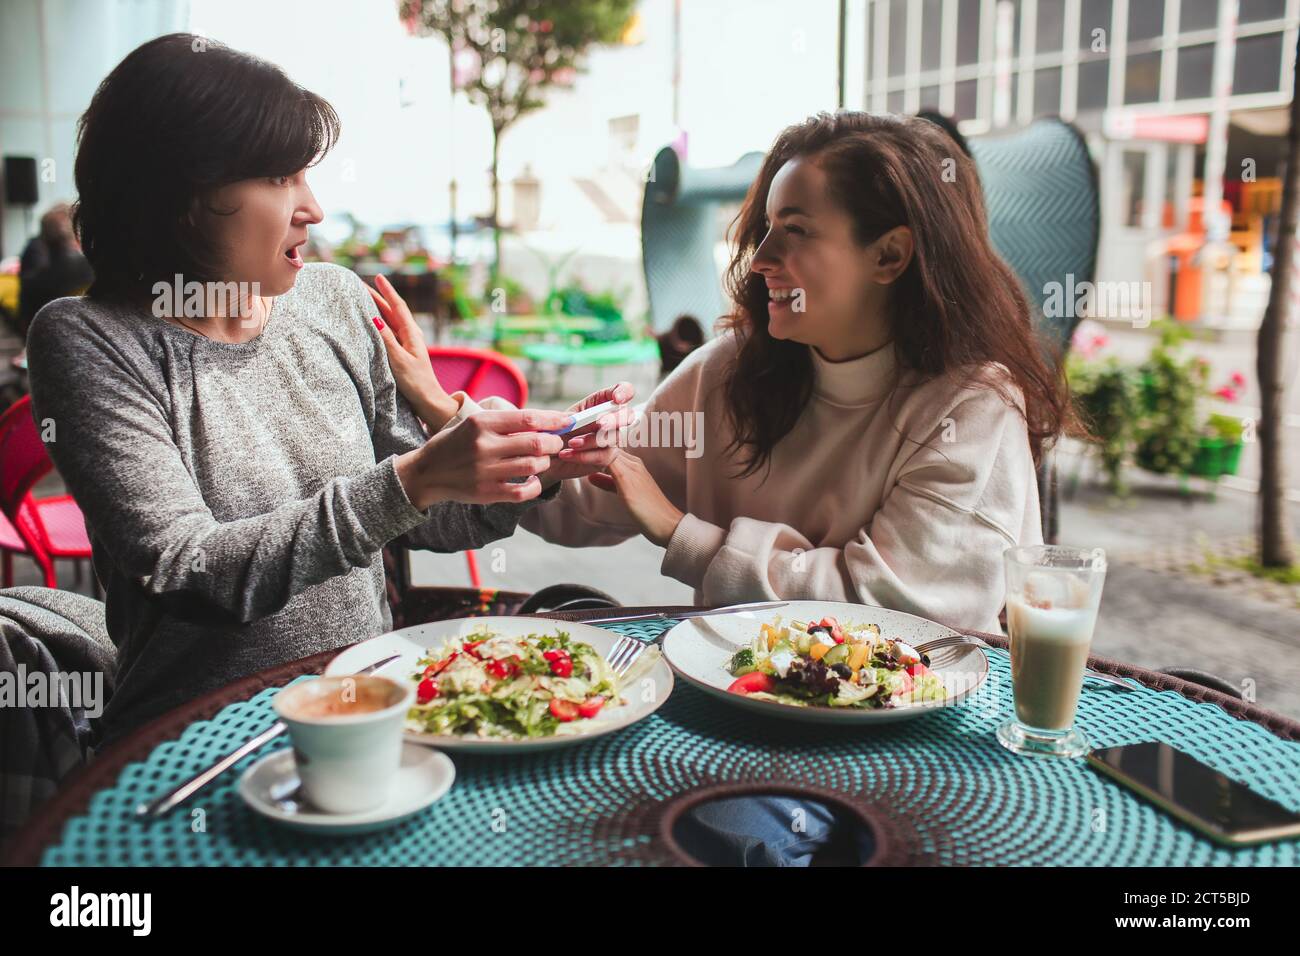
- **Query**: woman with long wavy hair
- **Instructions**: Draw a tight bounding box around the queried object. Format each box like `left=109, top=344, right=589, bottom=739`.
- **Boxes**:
left=386, top=111, right=1069, bottom=633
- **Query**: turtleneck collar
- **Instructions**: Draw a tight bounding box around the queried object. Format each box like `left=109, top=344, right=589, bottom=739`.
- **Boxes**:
left=809, top=340, right=899, bottom=406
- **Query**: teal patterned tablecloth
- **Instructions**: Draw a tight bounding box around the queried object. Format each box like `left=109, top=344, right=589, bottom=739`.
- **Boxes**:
left=38, top=618, right=1300, bottom=866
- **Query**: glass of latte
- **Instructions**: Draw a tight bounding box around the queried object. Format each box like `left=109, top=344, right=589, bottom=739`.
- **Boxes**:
left=997, top=545, right=1107, bottom=758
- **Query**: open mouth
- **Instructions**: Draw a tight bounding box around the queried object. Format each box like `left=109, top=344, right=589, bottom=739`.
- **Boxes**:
left=284, top=241, right=305, bottom=268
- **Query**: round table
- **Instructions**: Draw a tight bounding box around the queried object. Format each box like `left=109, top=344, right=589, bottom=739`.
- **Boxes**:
left=5, top=606, right=1300, bottom=867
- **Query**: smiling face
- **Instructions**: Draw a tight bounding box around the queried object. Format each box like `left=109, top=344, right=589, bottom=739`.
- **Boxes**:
left=749, top=156, right=913, bottom=361
left=200, top=169, right=323, bottom=300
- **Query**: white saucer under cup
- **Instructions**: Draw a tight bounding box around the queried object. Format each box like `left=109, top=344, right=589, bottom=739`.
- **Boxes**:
left=273, top=675, right=414, bottom=814
left=239, top=743, right=455, bottom=836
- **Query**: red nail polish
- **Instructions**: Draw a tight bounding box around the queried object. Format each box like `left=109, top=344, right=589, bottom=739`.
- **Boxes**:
left=373, top=316, right=385, bottom=331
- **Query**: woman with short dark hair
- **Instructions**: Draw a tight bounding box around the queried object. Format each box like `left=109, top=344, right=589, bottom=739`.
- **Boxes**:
left=26, top=34, right=624, bottom=744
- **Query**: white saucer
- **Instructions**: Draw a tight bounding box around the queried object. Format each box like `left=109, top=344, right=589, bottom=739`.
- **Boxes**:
left=238, top=742, right=454, bottom=835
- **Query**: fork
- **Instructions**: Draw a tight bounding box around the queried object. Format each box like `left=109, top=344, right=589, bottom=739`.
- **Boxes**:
left=914, top=633, right=1136, bottom=691
left=605, top=633, right=648, bottom=677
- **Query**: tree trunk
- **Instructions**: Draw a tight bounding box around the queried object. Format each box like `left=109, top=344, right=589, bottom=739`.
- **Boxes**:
left=1256, top=33, right=1300, bottom=567
left=490, top=125, right=502, bottom=275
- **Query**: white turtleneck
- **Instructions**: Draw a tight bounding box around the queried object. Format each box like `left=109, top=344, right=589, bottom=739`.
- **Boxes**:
left=487, top=330, right=1040, bottom=633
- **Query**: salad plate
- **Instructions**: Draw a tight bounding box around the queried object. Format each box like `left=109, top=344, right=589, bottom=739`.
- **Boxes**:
left=326, top=616, right=673, bottom=752
left=661, top=601, right=988, bottom=724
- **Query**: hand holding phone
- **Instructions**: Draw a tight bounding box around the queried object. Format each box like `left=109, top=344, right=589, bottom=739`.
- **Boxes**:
left=544, top=399, right=622, bottom=436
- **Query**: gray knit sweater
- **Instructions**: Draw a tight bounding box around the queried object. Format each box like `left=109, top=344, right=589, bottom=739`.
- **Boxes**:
left=27, top=263, right=543, bottom=743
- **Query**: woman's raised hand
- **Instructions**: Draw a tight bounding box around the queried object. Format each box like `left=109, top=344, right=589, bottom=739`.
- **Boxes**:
left=544, top=381, right=636, bottom=483
left=588, top=450, right=684, bottom=547
left=395, top=408, right=571, bottom=509
left=369, top=273, right=460, bottom=430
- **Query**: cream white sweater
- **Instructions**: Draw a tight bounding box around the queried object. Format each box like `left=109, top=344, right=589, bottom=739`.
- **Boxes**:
left=461, top=332, right=1042, bottom=633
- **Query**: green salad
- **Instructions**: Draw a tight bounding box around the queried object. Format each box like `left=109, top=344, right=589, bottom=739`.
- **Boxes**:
left=408, top=628, right=623, bottom=739
left=726, top=615, right=947, bottom=709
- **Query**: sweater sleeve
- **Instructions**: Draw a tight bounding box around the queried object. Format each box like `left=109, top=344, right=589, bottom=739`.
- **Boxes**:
left=26, top=307, right=434, bottom=625
left=340, top=268, right=553, bottom=553
left=660, top=381, right=1041, bottom=632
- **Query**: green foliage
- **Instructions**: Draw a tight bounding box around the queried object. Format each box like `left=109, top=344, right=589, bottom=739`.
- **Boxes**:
left=1205, top=412, right=1245, bottom=443
left=1067, top=320, right=1237, bottom=492
left=401, top=0, right=637, bottom=131
left=1067, top=354, right=1141, bottom=493
left=1133, top=322, right=1210, bottom=475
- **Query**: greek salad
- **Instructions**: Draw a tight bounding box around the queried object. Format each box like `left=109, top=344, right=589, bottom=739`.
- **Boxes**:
left=725, top=615, right=947, bottom=709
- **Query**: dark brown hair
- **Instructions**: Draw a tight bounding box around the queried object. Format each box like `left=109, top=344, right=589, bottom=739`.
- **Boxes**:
left=719, top=110, right=1069, bottom=475
left=73, top=33, right=340, bottom=301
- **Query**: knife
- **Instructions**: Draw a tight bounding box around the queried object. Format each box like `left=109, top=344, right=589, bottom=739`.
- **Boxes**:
left=135, top=653, right=402, bottom=819
left=574, top=601, right=789, bottom=626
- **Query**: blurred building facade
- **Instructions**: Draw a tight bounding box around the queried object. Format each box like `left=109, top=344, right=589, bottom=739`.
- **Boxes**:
left=847, top=0, right=1298, bottom=327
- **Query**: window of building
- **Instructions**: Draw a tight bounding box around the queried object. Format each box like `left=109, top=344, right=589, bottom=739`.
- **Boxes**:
left=1034, top=67, right=1062, bottom=116
left=1124, top=51, right=1162, bottom=104
left=1180, top=0, right=1220, bottom=32
left=1077, top=56, right=1110, bottom=111
left=954, top=78, right=979, bottom=120
left=1233, top=32, right=1284, bottom=94
left=1036, top=0, right=1065, bottom=53
left=1175, top=43, right=1214, bottom=100
left=888, top=87, right=905, bottom=113
left=1079, top=0, right=1113, bottom=54
left=1121, top=150, right=1147, bottom=228
left=1239, top=0, right=1287, bottom=24
left=920, top=84, right=941, bottom=109
left=922, top=0, right=943, bottom=72
left=1126, top=0, right=1163, bottom=43
left=888, top=0, right=908, bottom=77
left=957, top=0, right=981, bottom=65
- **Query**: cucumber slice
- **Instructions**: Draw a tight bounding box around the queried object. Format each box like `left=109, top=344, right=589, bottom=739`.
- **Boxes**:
left=822, top=643, right=850, bottom=666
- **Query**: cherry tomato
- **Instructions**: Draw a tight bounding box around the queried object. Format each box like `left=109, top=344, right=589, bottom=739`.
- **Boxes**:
left=423, top=652, right=458, bottom=677
left=549, top=655, right=574, bottom=678
left=416, top=677, right=440, bottom=703
left=904, top=663, right=933, bottom=679
left=485, top=657, right=519, bottom=680
left=549, top=698, right=579, bottom=722
left=578, top=697, right=605, bottom=719
left=727, top=672, right=775, bottom=695
left=463, top=640, right=485, bottom=659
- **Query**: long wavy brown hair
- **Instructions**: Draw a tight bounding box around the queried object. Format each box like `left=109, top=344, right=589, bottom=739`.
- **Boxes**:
left=719, top=111, right=1069, bottom=476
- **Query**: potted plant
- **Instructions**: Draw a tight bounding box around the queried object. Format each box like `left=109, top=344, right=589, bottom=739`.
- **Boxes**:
left=1132, top=321, right=1208, bottom=477
left=1190, top=368, right=1248, bottom=479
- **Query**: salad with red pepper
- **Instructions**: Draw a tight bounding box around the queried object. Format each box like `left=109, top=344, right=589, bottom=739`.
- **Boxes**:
left=725, top=616, right=946, bottom=709
left=408, top=629, right=621, bottom=739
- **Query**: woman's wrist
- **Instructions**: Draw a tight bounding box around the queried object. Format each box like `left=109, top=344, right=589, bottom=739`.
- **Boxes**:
left=414, top=390, right=461, bottom=432
left=649, top=505, right=685, bottom=548
left=394, top=446, right=443, bottom=511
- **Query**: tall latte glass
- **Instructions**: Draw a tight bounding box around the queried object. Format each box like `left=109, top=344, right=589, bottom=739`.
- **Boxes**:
left=997, top=545, right=1107, bottom=758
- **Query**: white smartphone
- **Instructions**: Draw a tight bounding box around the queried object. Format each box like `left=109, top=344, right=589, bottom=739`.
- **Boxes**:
left=544, top=399, right=623, bottom=436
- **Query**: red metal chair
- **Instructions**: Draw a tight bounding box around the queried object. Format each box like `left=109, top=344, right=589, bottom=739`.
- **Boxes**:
left=0, top=395, right=96, bottom=592
left=0, top=511, right=32, bottom=587
left=427, top=347, right=529, bottom=587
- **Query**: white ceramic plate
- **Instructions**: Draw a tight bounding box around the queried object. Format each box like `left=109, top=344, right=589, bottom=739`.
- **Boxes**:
left=238, top=742, right=454, bottom=836
left=660, top=601, right=988, bottom=724
left=325, top=616, right=674, bottom=752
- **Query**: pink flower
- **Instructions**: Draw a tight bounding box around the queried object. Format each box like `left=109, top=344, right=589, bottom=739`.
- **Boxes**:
left=1214, top=386, right=1238, bottom=401
left=1231, top=371, right=1246, bottom=387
